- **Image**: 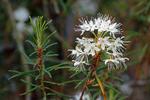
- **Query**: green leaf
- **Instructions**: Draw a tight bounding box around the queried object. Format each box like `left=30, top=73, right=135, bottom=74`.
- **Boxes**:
left=20, top=79, right=38, bottom=87
left=42, top=31, right=56, bottom=46
left=42, top=40, right=50, bottom=49
left=46, top=87, right=72, bottom=98
left=44, top=80, right=80, bottom=86
left=29, top=51, right=37, bottom=57
left=46, top=62, right=72, bottom=71
left=70, top=71, right=81, bottom=78
left=113, top=77, right=124, bottom=82
left=54, top=66, right=71, bottom=70
left=75, top=77, right=87, bottom=89
left=29, top=16, right=36, bottom=41
left=8, top=70, right=19, bottom=74
left=21, top=86, right=40, bottom=95
left=87, top=89, right=94, bottom=100
left=35, top=74, right=40, bottom=80
left=44, top=68, right=52, bottom=78
left=103, top=83, right=120, bottom=93
left=29, top=16, right=36, bottom=33
left=47, top=93, right=56, bottom=96
left=26, top=40, right=37, bottom=50
left=43, top=42, right=57, bottom=51
left=113, top=92, right=121, bottom=100
left=97, top=65, right=107, bottom=72
left=8, top=69, right=37, bottom=80
left=45, top=54, right=58, bottom=57
left=23, top=52, right=34, bottom=65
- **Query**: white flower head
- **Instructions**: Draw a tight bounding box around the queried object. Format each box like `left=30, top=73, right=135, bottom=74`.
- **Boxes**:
left=70, top=13, right=129, bottom=70
left=76, top=14, right=121, bottom=37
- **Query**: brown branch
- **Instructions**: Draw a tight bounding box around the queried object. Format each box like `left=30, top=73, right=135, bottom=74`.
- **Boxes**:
left=79, top=54, right=101, bottom=100
left=79, top=53, right=107, bottom=100
left=38, top=46, right=46, bottom=99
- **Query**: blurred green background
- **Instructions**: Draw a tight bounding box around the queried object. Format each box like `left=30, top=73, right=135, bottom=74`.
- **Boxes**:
left=0, top=0, right=150, bottom=100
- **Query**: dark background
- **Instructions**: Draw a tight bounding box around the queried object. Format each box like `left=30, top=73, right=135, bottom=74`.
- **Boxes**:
left=0, top=0, right=150, bottom=100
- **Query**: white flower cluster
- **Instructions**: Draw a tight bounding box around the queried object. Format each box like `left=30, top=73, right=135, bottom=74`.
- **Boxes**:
left=69, top=14, right=129, bottom=70
left=77, top=15, right=121, bottom=37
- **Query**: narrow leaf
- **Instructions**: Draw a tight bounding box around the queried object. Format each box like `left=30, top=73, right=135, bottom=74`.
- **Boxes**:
left=26, top=40, right=37, bottom=50
left=21, top=79, right=38, bottom=87
left=42, top=31, right=56, bottom=46
left=44, top=68, right=52, bottom=78
left=21, top=86, right=40, bottom=95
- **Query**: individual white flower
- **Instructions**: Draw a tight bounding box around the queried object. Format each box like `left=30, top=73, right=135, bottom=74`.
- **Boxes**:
left=104, top=58, right=120, bottom=65
left=69, top=47, right=85, bottom=57
left=97, top=37, right=110, bottom=50
left=97, top=18, right=111, bottom=32
left=107, top=37, right=125, bottom=53
left=78, top=19, right=97, bottom=35
left=72, top=55, right=89, bottom=70
left=108, top=22, right=121, bottom=37
left=76, top=37, right=93, bottom=45
left=96, top=15, right=121, bottom=37
left=88, top=20, right=96, bottom=32
left=104, top=56, right=129, bottom=69
left=84, top=43, right=100, bottom=56
left=116, top=57, right=129, bottom=63
left=73, top=60, right=87, bottom=66
left=106, top=50, right=123, bottom=57
left=69, top=47, right=89, bottom=69
left=13, top=7, right=29, bottom=22
left=95, top=17, right=102, bottom=29
left=75, top=37, right=100, bottom=56
left=114, top=36, right=124, bottom=47
left=78, top=20, right=90, bottom=35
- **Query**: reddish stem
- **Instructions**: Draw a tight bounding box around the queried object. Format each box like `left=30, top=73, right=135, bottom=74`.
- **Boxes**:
left=80, top=54, right=101, bottom=100
left=38, top=46, right=46, bottom=98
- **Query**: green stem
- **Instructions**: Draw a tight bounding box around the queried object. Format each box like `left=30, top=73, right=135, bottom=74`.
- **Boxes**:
left=92, top=31, right=97, bottom=38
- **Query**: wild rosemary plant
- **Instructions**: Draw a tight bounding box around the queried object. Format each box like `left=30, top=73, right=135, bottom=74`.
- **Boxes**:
left=69, top=14, right=129, bottom=100
left=9, top=16, right=70, bottom=100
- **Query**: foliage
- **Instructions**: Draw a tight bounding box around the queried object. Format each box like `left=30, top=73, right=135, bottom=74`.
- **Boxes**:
left=8, top=16, right=73, bottom=100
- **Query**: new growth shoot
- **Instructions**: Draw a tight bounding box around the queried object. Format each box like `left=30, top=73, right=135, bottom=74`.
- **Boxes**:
left=29, top=16, right=55, bottom=100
